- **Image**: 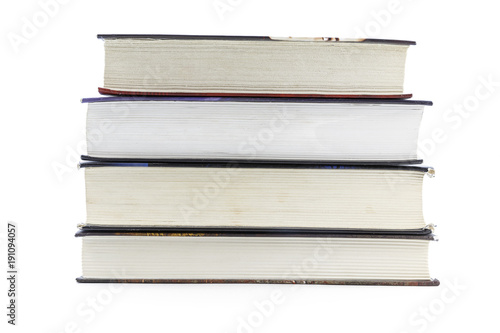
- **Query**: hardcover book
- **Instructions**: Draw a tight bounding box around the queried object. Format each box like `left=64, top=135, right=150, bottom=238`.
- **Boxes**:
left=80, top=161, right=434, bottom=232
left=98, top=35, right=415, bottom=98
left=83, top=97, right=431, bottom=163
left=76, top=229, right=439, bottom=286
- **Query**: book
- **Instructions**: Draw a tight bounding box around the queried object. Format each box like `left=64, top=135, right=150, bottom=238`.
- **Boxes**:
left=80, top=161, right=434, bottom=232
left=83, top=97, right=431, bottom=163
left=97, top=35, right=414, bottom=98
left=76, top=229, right=439, bottom=286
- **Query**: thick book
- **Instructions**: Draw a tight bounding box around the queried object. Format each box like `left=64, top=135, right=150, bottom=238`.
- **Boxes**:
left=76, top=229, right=439, bottom=286
left=98, top=34, right=415, bottom=98
left=80, top=161, right=434, bottom=232
left=82, top=97, right=431, bottom=163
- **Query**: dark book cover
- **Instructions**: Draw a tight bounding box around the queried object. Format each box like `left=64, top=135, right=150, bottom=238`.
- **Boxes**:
left=97, top=87, right=413, bottom=99
left=82, top=96, right=431, bottom=105
left=97, top=34, right=416, bottom=45
left=77, top=278, right=439, bottom=286
left=76, top=227, right=435, bottom=238
left=78, top=160, right=433, bottom=173
left=80, top=155, right=425, bottom=165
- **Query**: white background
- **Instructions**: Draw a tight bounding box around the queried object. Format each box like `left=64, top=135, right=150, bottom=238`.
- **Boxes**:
left=1, top=0, right=499, bottom=332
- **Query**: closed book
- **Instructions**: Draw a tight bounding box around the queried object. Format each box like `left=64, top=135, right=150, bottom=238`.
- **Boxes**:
left=76, top=228, right=439, bottom=286
left=98, top=34, right=415, bottom=98
left=80, top=161, right=434, bottom=232
left=83, top=97, right=431, bottom=163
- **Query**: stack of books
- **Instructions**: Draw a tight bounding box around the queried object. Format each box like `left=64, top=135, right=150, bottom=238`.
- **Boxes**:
left=77, top=35, right=438, bottom=286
